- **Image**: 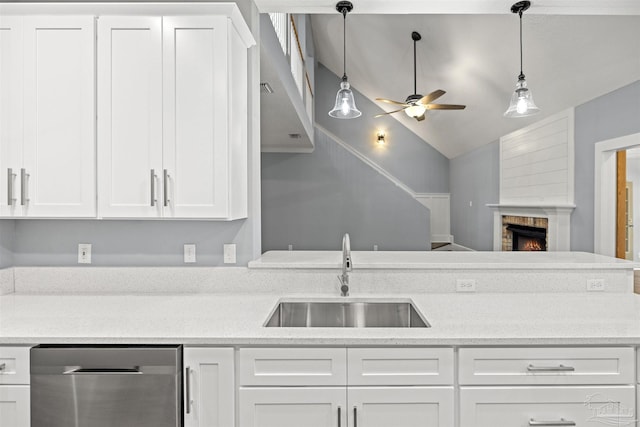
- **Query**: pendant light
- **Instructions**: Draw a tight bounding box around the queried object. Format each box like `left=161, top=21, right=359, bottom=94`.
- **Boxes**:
left=328, top=1, right=361, bottom=119
left=504, top=1, right=540, bottom=118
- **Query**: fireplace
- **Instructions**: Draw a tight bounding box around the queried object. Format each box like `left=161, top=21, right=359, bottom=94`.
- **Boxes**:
left=506, top=224, right=547, bottom=251
left=500, top=215, right=549, bottom=251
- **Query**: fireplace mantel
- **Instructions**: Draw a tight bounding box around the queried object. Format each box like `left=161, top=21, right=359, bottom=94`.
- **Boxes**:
left=486, top=204, right=576, bottom=251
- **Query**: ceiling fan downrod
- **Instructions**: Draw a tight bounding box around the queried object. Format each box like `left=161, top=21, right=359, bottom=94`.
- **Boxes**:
left=412, top=31, right=421, bottom=96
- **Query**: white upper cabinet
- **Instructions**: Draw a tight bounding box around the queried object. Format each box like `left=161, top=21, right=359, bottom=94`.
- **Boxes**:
left=97, top=16, right=163, bottom=218
left=0, top=16, right=23, bottom=217
left=1, top=16, right=96, bottom=218
left=99, top=11, right=253, bottom=219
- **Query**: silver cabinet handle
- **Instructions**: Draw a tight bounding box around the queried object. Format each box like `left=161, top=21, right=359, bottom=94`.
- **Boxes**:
left=7, top=168, right=14, bottom=206
left=185, top=366, right=192, bottom=414
left=150, top=169, right=157, bottom=206
left=353, top=407, right=357, bottom=427
left=63, top=367, right=142, bottom=375
left=529, top=419, right=576, bottom=426
left=527, top=364, right=575, bottom=372
left=337, top=406, right=341, bottom=427
left=163, top=169, right=170, bottom=207
left=20, top=168, right=28, bottom=205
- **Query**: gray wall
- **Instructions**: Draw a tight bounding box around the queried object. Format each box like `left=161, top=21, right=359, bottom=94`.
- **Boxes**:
left=449, top=141, right=499, bottom=250
left=0, top=220, right=15, bottom=268
left=261, top=128, right=430, bottom=251
left=11, top=220, right=251, bottom=266
left=572, top=80, right=640, bottom=252
left=315, top=63, right=450, bottom=194
left=1, top=0, right=262, bottom=267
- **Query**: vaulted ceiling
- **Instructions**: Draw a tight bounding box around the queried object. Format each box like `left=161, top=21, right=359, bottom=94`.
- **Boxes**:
left=256, top=0, right=640, bottom=159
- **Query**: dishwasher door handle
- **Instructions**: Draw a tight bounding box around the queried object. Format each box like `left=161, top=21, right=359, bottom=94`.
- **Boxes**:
left=63, top=367, right=143, bottom=375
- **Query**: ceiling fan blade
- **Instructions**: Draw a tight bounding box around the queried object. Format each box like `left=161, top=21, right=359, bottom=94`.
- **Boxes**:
left=418, top=90, right=446, bottom=105
left=375, top=98, right=409, bottom=107
left=416, top=114, right=426, bottom=122
left=374, top=107, right=407, bottom=118
left=425, top=104, right=466, bottom=110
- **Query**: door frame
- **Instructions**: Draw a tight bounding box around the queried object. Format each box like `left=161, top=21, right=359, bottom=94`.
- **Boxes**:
left=594, top=132, right=640, bottom=256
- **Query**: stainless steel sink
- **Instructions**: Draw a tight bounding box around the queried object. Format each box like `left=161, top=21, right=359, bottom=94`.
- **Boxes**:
left=264, top=299, right=429, bottom=328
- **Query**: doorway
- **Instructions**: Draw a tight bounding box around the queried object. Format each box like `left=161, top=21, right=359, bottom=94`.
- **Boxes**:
left=594, top=132, right=640, bottom=257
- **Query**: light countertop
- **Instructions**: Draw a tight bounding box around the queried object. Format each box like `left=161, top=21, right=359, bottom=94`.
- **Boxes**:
left=248, top=251, right=635, bottom=270
left=2, top=292, right=640, bottom=346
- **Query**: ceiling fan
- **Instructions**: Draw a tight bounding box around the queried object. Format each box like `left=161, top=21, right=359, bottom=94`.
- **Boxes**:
left=375, top=31, right=466, bottom=122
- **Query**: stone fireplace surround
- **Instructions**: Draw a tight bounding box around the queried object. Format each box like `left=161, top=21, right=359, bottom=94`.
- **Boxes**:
left=487, top=204, right=575, bottom=251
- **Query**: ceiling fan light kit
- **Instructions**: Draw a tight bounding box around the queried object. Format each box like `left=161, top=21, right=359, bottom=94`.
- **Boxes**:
left=328, top=1, right=362, bottom=119
left=374, top=31, right=465, bottom=122
left=504, top=0, right=541, bottom=118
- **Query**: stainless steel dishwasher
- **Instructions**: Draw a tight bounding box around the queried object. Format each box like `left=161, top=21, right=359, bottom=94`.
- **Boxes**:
left=31, top=345, right=182, bottom=427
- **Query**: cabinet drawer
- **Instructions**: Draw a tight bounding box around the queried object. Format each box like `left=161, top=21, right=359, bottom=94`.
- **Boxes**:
left=459, top=347, right=634, bottom=385
left=239, top=348, right=346, bottom=386
left=0, top=347, right=30, bottom=385
left=348, top=348, right=454, bottom=385
left=460, top=386, right=635, bottom=427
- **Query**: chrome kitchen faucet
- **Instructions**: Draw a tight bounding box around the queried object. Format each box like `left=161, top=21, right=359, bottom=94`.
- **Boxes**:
left=338, top=233, right=352, bottom=296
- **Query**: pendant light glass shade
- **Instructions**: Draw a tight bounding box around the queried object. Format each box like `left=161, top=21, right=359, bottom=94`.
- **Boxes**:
left=328, top=1, right=361, bottom=119
left=504, top=1, right=540, bottom=118
left=504, top=76, right=540, bottom=117
left=329, top=78, right=361, bottom=119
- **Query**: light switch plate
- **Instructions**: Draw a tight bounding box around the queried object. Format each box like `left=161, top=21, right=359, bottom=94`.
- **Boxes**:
left=224, top=244, right=236, bottom=264
left=78, top=243, right=91, bottom=264
left=184, top=244, right=196, bottom=263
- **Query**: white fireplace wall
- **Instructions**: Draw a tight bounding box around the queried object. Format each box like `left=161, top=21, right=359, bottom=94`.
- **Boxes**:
left=500, top=109, right=574, bottom=206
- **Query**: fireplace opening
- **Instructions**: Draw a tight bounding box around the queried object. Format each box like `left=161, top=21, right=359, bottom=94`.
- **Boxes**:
left=506, top=224, right=547, bottom=251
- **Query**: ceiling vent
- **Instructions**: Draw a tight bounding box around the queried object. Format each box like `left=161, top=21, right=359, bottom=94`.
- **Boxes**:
left=260, top=82, right=274, bottom=94
left=288, top=133, right=302, bottom=139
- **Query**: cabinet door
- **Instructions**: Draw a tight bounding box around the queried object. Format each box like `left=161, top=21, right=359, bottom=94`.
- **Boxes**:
left=22, top=16, right=95, bottom=217
left=459, top=386, right=635, bottom=427
left=184, top=347, right=234, bottom=427
left=97, top=16, right=163, bottom=218
left=0, top=385, right=30, bottom=427
left=348, top=387, right=454, bottom=427
left=239, top=387, right=347, bottom=427
left=0, top=16, right=23, bottom=217
left=162, top=16, right=229, bottom=218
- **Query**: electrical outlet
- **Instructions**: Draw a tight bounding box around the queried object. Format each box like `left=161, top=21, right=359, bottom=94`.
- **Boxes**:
left=288, top=244, right=293, bottom=251
left=78, top=243, right=91, bottom=264
left=587, top=278, right=605, bottom=292
left=373, top=244, right=378, bottom=251
left=184, top=244, right=196, bottom=263
left=224, top=244, right=237, bottom=264
left=456, top=278, right=476, bottom=292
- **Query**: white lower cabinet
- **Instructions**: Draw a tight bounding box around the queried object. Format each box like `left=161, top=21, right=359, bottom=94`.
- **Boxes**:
left=239, top=386, right=453, bottom=427
left=239, top=387, right=346, bottom=427
left=238, top=347, right=455, bottom=427
left=459, top=386, right=635, bottom=427
left=0, top=385, right=30, bottom=427
left=0, top=346, right=31, bottom=427
left=348, top=386, right=454, bottom=427
left=183, top=347, right=234, bottom=427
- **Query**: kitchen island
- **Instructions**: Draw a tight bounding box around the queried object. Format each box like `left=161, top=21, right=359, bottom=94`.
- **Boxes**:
left=1, top=251, right=638, bottom=427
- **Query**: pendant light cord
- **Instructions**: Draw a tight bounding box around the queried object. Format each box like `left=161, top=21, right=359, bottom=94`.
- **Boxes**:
left=519, top=10, right=524, bottom=79
left=342, top=7, right=347, bottom=80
